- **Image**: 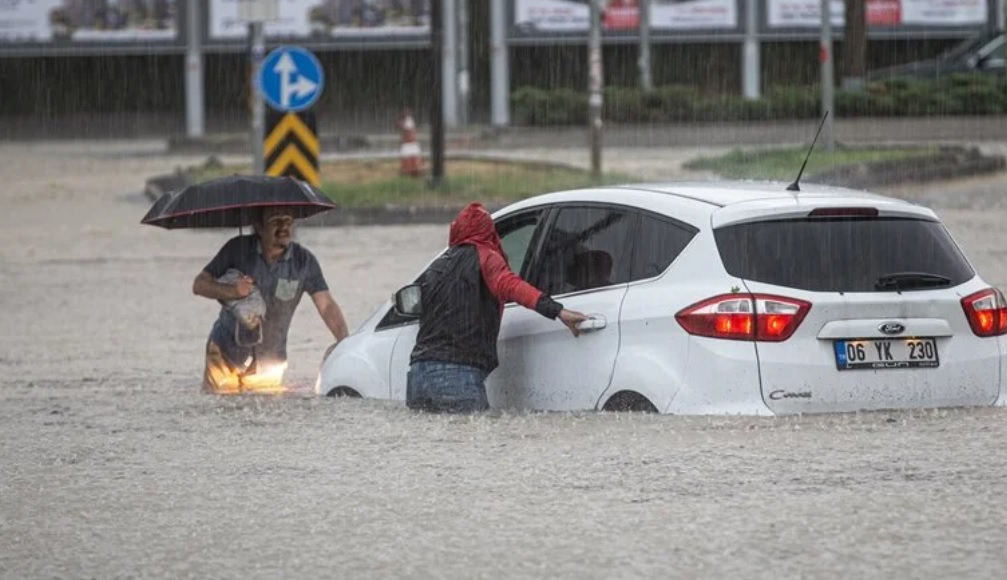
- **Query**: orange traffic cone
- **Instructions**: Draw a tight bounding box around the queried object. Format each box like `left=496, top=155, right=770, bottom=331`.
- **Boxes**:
left=398, top=109, right=423, bottom=177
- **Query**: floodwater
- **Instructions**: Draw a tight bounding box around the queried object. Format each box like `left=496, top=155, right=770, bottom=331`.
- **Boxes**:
left=2, top=142, right=1007, bottom=579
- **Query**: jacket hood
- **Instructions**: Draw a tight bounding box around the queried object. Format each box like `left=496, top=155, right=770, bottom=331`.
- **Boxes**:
left=449, top=202, right=505, bottom=258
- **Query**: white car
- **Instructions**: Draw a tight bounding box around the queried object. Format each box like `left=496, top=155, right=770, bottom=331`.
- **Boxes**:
left=315, top=181, right=1007, bottom=415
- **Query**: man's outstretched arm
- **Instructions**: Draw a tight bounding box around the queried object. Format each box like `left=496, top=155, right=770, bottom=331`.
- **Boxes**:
left=192, top=270, right=253, bottom=301
left=311, top=290, right=350, bottom=342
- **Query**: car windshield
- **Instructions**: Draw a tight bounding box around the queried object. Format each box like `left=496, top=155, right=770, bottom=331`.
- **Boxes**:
left=714, top=217, right=975, bottom=293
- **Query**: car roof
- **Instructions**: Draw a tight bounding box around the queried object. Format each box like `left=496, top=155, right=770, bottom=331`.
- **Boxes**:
left=614, top=180, right=900, bottom=207
left=495, top=180, right=936, bottom=227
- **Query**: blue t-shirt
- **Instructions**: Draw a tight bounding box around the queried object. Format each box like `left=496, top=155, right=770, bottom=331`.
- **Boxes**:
left=203, top=235, right=328, bottom=370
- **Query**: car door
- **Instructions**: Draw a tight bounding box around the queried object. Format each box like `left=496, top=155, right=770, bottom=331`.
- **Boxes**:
left=489, top=204, right=635, bottom=411
left=388, top=207, right=551, bottom=402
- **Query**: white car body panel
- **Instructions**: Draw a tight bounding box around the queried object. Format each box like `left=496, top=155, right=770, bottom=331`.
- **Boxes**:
left=491, top=285, right=627, bottom=410
left=748, top=278, right=1001, bottom=414
left=605, top=225, right=769, bottom=414
left=316, top=324, right=396, bottom=399
left=388, top=322, right=418, bottom=401
left=998, top=335, right=1007, bottom=406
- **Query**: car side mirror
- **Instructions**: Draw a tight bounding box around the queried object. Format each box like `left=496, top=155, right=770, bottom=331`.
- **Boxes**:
left=393, top=284, right=422, bottom=318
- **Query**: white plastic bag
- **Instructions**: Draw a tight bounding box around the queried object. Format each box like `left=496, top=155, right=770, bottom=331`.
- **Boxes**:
left=216, top=269, right=266, bottom=345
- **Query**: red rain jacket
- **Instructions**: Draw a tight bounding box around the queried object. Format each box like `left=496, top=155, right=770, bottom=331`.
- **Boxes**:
left=410, top=203, right=563, bottom=372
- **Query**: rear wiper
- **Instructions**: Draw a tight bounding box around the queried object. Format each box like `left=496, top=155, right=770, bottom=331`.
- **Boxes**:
left=875, top=272, right=952, bottom=291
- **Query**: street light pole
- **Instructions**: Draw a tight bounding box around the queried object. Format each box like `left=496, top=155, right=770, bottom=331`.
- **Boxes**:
left=430, top=0, right=445, bottom=186
left=820, top=0, right=835, bottom=152
left=458, top=0, right=470, bottom=126
left=638, top=0, right=652, bottom=92
left=185, top=0, right=204, bottom=139
left=588, top=0, right=603, bottom=177
left=489, top=0, right=509, bottom=128
left=742, top=0, right=760, bottom=99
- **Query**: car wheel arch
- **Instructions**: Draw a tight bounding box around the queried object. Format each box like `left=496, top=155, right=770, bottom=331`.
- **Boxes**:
left=601, top=390, right=658, bottom=413
left=601, top=350, right=684, bottom=414
left=317, top=349, right=389, bottom=400
left=327, top=386, right=362, bottom=398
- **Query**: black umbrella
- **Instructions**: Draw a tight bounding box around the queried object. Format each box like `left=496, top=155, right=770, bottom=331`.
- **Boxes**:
left=141, top=174, right=338, bottom=229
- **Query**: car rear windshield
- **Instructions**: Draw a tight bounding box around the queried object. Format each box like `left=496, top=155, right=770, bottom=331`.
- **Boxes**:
left=714, top=217, right=975, bottom=292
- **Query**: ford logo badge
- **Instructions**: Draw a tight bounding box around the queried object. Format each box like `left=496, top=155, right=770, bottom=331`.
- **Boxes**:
left=879, top=322, right=905, bottom=335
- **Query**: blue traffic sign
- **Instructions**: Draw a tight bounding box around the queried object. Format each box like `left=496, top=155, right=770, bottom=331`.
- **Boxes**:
left=258, top=46, right=325, bottom=113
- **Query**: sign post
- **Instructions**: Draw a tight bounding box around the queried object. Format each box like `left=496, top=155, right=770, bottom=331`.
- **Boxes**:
left=258, top=46, right=325, bottom=186
left=235, top=0, right=279, bottom=175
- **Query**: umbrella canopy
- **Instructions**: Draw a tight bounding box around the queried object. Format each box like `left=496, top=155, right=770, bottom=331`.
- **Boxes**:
left=141, top=174, right=337, bottom=229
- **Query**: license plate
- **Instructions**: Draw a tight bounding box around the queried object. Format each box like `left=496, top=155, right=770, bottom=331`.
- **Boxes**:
left=834, top=338, right=940, bottom=370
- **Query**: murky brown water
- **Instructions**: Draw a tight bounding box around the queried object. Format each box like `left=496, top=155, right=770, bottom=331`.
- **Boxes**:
left=3, top=143, right=1007, bottom=579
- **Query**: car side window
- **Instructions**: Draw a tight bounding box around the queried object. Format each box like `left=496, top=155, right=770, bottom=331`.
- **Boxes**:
left=534, top=206, right=635, bottom=296
left=497, top=210, right=545, bottom=277
left=629, top=214, right=697, bottom=281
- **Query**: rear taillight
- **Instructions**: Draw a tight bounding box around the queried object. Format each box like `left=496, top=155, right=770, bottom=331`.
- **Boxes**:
left=961, top=288, right=1007, bottom=337
left=675, top=294, right=811, bottom=342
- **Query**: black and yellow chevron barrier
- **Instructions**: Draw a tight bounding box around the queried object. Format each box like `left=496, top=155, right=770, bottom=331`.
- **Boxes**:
left=264, top=110, right=320, bottom=186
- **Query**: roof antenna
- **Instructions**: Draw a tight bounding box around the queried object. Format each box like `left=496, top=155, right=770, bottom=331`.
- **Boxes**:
left=786, top=110, right=830, bottom=193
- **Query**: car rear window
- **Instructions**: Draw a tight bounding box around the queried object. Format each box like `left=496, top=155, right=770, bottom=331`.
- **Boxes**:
left=714, top=217, right=975, bottom=292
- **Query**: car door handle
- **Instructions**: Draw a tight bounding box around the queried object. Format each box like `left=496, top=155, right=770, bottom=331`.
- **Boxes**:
left=577, top=315, right=607, bottom=332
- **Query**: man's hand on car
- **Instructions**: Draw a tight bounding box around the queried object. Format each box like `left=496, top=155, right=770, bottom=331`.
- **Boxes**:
left=559, top=309, right=589, bottom=337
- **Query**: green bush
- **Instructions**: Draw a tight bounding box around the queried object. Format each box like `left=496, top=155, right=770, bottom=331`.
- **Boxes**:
left=511, top=75, right=1007, bottom=126
left=511, top=87, right=587, bottom=126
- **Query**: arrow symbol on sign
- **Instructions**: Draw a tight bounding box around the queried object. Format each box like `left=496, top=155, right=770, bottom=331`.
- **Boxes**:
left=273, top=52, right=318, bottom=109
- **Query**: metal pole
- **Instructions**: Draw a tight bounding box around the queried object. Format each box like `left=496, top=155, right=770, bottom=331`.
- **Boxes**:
left=589, top=0, right=603, bottom=177
left=820, top=0, right=835, bottom=152
left=490, top=0, right=509, bottom=128
left=184, top=0, right=204, bottom=138
left=841, top=0, right=866, bottom=91
left=430, top=0, right=445, bottom=185
left=250, top=21, right=266, bottom=174
left=742, top=0, right=760, bottom=100
left=458, top=0, right=469, bottom=126
left=442, top=0, right=458, bottom=127
left=638, top=0, right=652, bottom=92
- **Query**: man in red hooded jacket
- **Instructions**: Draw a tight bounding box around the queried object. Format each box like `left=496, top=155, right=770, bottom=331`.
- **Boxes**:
left=407, top=203, right=588, bottom=413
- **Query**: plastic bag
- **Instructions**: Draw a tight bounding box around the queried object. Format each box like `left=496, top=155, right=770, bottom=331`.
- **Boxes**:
left=216, top=269, right=266, bottom=346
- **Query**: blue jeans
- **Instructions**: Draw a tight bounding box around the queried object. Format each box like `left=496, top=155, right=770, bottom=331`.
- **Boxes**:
left=407, top=361, right=490, bottom=414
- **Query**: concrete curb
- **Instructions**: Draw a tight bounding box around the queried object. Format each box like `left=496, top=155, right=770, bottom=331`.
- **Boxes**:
left=144, top=146, right=1006, bottom=228
left=166, top=130, right=489, bottom=155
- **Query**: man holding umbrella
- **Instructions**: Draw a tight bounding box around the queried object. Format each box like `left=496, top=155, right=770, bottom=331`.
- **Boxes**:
left=142, top=175, right=349, bottom=394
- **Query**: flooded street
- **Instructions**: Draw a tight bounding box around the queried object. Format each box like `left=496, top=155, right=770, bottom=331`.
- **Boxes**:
left=3, top=142, right=1007, bottom=578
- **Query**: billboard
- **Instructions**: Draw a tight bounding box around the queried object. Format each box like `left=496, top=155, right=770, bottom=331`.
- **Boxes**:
left=511, top=0, right=740, bottom=41
left=207, top=0, right=431, bottom=46
left=0, top=0, right=178, bottom=44
left=766, top=0, right=988, bottom=29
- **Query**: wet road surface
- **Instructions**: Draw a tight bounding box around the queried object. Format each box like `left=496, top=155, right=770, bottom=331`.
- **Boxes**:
left=2, top=144, right=1007, bottom=579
